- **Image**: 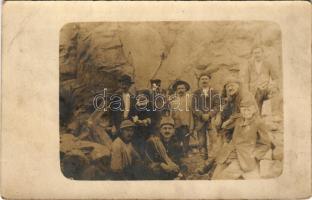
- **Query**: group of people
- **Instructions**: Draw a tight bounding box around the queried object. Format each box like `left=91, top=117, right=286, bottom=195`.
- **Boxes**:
left=88, top=45, right=280, bottom=180
left=107, top=75, right=191, bottom=180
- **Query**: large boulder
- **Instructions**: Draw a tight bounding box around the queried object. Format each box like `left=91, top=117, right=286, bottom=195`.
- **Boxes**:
left=60, top=21, right=282, bottom=127
left=60, top=133, right=111, bottom=179
left=60, top=23, right=135, bottom=126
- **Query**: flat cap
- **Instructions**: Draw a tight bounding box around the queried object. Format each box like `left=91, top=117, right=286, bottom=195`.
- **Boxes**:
left=120, top=120, right=135, bottom=129
left=160, top=116, right=175, bottom=127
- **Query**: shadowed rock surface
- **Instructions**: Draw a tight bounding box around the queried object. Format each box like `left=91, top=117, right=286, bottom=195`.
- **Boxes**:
left=59, top=22, right=283, bottom=180
left=60, top=22, right=282, bottom=122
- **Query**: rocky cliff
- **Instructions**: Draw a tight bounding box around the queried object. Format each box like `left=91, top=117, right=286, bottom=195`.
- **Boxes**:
left=60, top=21, right=282, bottom=124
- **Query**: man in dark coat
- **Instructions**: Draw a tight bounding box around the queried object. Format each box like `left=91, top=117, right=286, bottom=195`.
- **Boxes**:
left=144, top=116, right=184, bottom=180
left=191, top=72, right=221, bottom=160
left=131, top=89, right=153, bottom=156
left=110, top=74, right=136, bottom=135
left=219, top=77, right=257, bottom=141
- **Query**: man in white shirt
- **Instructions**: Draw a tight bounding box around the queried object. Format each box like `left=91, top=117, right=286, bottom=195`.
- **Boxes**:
left=170, top=80, right=193, bottom=156
left=247, top=46, right=279, bottom=114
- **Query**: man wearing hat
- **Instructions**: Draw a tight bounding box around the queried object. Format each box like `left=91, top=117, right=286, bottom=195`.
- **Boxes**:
left=211, top=95, right=272, bottom=179
left=191, top=72, right=221, bottom=160
left=220, top=77, right=259, bottom=137
left=219, top=77, right=247, bottom=136
left=110, top=74, right=136, bottom=134
left=144, top=116, right=184, bottom=180
left=110, top=120, right=142, bottom=180
left=169, top=80, right=194, bottom=156
left=197, top=76, right=258, bottom=175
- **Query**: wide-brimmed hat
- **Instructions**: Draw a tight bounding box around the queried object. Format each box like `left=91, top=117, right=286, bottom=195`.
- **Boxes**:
left=120, top=120, right=135, bottom=129
left=118, top=74, right=134, bottom=85
left=172, top=80, right=190, bottom=91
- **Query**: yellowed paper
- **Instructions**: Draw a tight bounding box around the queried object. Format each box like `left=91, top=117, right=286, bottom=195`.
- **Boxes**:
left=1, top=1, right=311, bottom=199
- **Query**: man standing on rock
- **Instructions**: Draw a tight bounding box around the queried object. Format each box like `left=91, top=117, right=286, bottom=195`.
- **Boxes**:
left=191, top=72, right=221, bottom=160
left=247, top=45, right=279, bottom=114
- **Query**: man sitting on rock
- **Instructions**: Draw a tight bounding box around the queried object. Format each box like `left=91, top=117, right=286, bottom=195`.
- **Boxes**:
left=110, top=120, right=142, bottom=180
left=220, top=77, right=258, bottom=141
left=197, top=76, right=256, bottom=175
left=144, top=116, right=184, bottom=180
left=211, top=95, right=271, bottom=179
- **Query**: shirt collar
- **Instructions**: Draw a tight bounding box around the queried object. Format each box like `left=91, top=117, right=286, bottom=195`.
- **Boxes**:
left=201, top=88, right=211, bottom=95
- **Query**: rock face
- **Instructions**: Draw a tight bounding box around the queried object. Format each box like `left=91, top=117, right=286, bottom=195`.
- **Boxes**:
left=60, top=21, right=282, bottom=125
left=59, top=21, right=283, bottom=180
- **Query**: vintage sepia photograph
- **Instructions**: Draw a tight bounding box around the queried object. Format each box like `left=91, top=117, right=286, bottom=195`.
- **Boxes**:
left=59, top=21, right=283, bottom=180
left=2, top=1, right=311, bottom=199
